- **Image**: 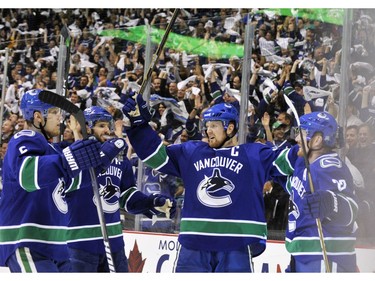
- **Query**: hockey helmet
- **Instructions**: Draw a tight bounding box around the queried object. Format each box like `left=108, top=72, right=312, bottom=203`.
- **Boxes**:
left=300, top=111, right=338, bottom=147
left=20, top=89, right=55, bottom=121
left=203, top=103, right=239, bottom=130
left=83, top=106, right=113, bottom=128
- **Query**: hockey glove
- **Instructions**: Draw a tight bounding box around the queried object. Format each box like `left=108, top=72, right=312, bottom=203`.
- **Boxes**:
left=122, top=91, right=152, bottom=127
left=62, top=139, right=102, bottom=178
left=99, top=138, right=126, bottom=171
left=303, top=190, right=338, bottom=220
left=144, top=194, right=176, bottom=219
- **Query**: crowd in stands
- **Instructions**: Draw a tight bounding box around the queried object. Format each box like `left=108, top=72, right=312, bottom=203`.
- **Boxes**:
left=0, top=8, right=374, bottom=245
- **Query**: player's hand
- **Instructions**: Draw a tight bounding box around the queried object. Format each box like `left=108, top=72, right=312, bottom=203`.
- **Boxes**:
left=62, top=139, right=102, bottom=178
left=302, top=190, right=338, bottom=219
left=99, top=138, right=126, bottom=171
left=145, top=194, right=176, bottom=219
left=122, top=91, right=152, bottom=127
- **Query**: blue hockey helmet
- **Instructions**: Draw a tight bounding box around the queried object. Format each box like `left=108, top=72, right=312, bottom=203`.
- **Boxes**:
left=20, top=89, right=55, bottom=121
left=83, top=106, right=113, bottom=128
left=300, top=111, right=338, bottom=147
left=203, top=103, right=239, bottom=130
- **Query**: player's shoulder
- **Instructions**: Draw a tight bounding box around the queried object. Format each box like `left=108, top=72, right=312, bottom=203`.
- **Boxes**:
left=13, top=129, right=37, bottom=138
left=5, top=130, right=47, bottom=158
left=241, top=141, right=280, bottom=155
left=186, top=140, right=208, bottom=148
left=9, top=130, right=48, bottom=151
left=316, top=153, right=343, bottom=169
left=169, top=140, right=207, bottom=151
left=11, top=130, right=44, bottom=143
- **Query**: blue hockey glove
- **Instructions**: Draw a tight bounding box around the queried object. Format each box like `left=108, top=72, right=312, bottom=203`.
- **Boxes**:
left=99, top=138, right=126, bottom=171
left=62, top=139, right=102, bottom=178
left=144, top=194, right=176, bottom=219
left=303, top=190, right=338, bottom=219
left=122, top=91, right=152, bottom=127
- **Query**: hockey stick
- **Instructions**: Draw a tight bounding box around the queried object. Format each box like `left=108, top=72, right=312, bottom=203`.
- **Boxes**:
left=128, top=9, right=179, bottom=124
left=283, top=94, right=331, bottom=273
left=138, top=8, right=180, bottom=96
left=39, top=90, right=117, bottom=272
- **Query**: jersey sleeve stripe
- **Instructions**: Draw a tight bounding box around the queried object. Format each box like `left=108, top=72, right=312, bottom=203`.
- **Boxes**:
left=143, top=142, right=169, bottom=170
left=19, top=156, right=41, bottom=192
left=273, top=148, right=294, bottom=176
left=65, top=173, right=82, bottom=192
left=119, top=186, right=138, bottom=212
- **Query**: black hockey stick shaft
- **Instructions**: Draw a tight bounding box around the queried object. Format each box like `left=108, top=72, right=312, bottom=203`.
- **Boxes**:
left=138, top=8, right=180, bottom=96
left=283, top=94, right=330, bottom=273
left=128, top=9, right=179, bottom=118
left=39, top=90, right=117, bottom=272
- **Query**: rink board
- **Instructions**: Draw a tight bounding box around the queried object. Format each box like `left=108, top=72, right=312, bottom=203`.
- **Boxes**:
left=1, top=230, right=374, bottom=273
left=123, top=230, right=375, bottom=273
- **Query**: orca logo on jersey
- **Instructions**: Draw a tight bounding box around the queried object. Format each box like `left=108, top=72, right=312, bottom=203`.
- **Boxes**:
left=93, top=177, right=120, bottom=213
left=52, top=179, right=68, bottom=214
left=197, top=168, right=235, bottom=207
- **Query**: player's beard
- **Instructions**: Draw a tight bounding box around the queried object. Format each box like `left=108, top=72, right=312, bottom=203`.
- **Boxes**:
left=297, top=144, right=309, bottom=157
left=297, top=146, right=304, bottom=157
left=208, top=137, right=220, bottom=148
left=45, top=122, right=61, bottom=138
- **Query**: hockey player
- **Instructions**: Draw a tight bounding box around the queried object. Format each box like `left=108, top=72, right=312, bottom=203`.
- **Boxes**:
left=64, top=106, right=176, bottom=272
left=0, top=89, right=124, bottom=272
left=122, top=93, right=299, bottom=272
left=273, top=111, right=359, bottom=272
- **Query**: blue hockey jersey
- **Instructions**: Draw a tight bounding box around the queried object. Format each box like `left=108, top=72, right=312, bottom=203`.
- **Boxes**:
left=0, top=130, right=71, bottom=266
left=126, top=124, right=296, bottom=255
left=64, top=154, right=154, bottom=254
left=273, top=149, right=358, bottom=267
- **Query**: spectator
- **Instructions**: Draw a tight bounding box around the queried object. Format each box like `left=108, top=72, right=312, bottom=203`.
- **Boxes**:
left=14, top=117, right=25, bottom=133
left=167, top=81, right=178, bottom=99
left=346, top=99, right=363, bottom=127
left=345, top=125, right=359, bottom=156
left=263, top=180, right=289, bottom=231
left=68, top=90, right=83, bottom=109
left=1, top=119, right=14, bottom=143
left=60, top=126, right=75, bottom=147
left=262, top=113, right=292, bottom=150
left=347, top=123, right=375, bottom=196
left=258, top=30, right=277, bottom=64
left=151, top=76, right=167, bottom=97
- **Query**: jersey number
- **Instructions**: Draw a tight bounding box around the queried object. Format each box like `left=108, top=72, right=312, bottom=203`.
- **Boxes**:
left=332, top=179, right=346, bottom=191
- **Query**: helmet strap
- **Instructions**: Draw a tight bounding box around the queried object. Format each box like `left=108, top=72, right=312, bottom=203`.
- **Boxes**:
left=32, top=117, right=51, bottom=140
left=220, top=122, right=238, bottom=148
left=218, top=129, right=237, bottom=149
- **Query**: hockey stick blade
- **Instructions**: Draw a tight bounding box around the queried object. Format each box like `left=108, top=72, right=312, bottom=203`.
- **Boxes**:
left=39, top=90, right=80, bottom=115
left=39, top=90, right=88, bottom=139
left=283, top=94, right=300, bottom=126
